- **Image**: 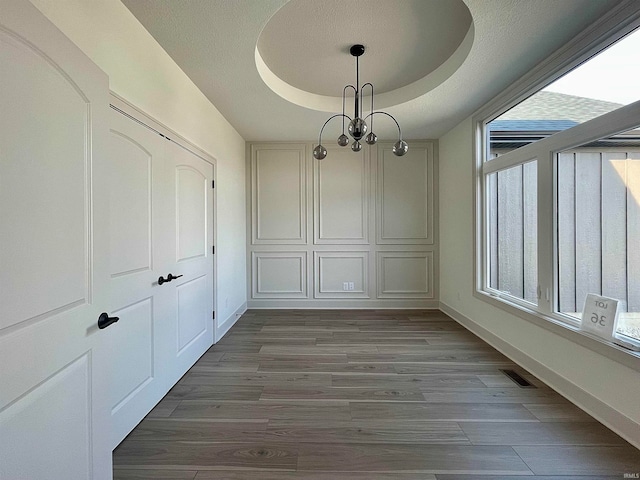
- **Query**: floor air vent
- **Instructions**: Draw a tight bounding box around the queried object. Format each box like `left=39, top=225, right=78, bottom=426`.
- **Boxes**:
left=500, top=369, right=536, bottom=388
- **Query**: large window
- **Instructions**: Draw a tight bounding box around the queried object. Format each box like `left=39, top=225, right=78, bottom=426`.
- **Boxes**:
left=477, top=18, right=640, bottom=350
left=556, top=139, right=640, bottom=342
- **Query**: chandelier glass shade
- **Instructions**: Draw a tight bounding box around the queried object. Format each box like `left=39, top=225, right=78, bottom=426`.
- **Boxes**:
left=313, top=44, right=408, bottom=160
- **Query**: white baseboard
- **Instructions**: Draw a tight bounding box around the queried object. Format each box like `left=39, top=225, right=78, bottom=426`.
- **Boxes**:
left=215, top=301, right=247, bottom=343
left=440, top=302, right=640, bottom=449
left=247, top=299, right=440, bottom=309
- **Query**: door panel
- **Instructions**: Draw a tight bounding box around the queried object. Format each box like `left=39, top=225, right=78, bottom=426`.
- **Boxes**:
left=176, top=166, right=208, bottom=262
left=0, top=1, right=112, bottom=477
left=176, top=274, right=209, bottom=352
left=109, top=132, right=152, bottom=277
left=0, top=354, right=92, bottom=480
left=108, top=298, right=154, bottom=414
left=1, top=22, right=88, bottom=330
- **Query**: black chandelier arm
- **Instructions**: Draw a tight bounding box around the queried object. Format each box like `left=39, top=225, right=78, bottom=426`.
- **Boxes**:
left=317, top=113, right=352, bottom=145
left=361, top=83, right=374, bottom=131
left=363, top=111, right=403, bottom=139
left=342, top=85, right=356, bottom=133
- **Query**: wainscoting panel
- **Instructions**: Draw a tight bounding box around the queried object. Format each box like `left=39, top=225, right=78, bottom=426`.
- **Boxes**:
left=251, top=144, right=307, bottom=244
left=377, top=142, right=434, bottom=244
left=252, top=251, right=308, bottom=298
left=315, top=251, right=369, bottom=299
left=377, top=251, right=434, bottom=299
left=314, top=145, right=368, bottom=244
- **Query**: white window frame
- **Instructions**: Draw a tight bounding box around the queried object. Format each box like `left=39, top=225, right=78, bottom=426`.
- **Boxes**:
left=473, top=2, right=640, bottom=369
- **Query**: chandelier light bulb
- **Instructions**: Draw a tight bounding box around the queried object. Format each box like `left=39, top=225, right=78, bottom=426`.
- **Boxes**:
left=348, top=117, right=367, bottom=141
left=392, top=139, right=409, bottom=156
left=365, top=132, right=377, bottom=145
left=313, top=144, right=327, bottom=160
left=337, top=134, right=349, bottom=147
left=351, top=140, right=362, bottom=152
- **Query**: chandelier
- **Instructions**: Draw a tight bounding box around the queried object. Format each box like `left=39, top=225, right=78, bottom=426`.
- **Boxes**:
left=313, top=44, right=408, bottom=160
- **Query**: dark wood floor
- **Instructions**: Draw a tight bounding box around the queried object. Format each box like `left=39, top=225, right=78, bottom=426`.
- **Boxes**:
left=113, top=309, right=640, bottom=479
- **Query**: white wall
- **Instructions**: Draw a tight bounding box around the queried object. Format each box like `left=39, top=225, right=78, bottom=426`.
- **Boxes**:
left=439, top=117, right=640, bottom=447
left=29, top=0, right=247, bottom=327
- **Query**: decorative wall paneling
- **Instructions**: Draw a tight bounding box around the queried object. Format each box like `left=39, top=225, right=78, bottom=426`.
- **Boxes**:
left=248, top=142, right=438, bottom=308
left=251, top=144, right=307, bottom=244
left=377, top=142, right=435, bottom=245
left=252, top=251, right=308, bottom=298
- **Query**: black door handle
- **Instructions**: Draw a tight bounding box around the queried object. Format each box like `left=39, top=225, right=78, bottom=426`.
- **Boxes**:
left=158, top=273, right=183, bottom=285
left=98, top=312, right=119, bottom=329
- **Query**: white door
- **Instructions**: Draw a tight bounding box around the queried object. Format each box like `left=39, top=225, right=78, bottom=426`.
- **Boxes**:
left=159, top=140, right=215, bottom=386
left=107, top=109, right=168, bottom=447
left=107, top=106, right=215, bottom=447
left=0, top=1, right=112, bottom=479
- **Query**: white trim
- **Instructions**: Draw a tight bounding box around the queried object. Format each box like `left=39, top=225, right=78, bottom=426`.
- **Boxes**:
left=215, top=301, right=247, bottom=343
left=248, top=299, right=439, bottom=309
left=440, top=302, right=640, bottom=449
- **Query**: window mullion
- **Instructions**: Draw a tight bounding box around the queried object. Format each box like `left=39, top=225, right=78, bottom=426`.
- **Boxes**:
left=537, top=149, right=555, bottom=316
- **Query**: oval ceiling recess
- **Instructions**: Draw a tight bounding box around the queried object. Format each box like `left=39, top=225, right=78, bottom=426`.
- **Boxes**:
left=256, top=0, right=474, bottom=112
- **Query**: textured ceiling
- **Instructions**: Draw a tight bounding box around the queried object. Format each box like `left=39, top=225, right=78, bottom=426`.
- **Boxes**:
left=122, top=0, right=618, bottom=142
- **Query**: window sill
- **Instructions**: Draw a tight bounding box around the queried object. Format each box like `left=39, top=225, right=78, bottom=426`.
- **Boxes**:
left=473, top=289, right=640, bottom=372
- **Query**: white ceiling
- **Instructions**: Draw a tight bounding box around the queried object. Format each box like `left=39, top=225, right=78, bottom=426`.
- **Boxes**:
left=122, top=0, right=617, bottom=142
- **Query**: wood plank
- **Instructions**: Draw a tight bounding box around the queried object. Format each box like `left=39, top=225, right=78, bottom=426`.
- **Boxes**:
left=394, top=363, right=517, bottom=375
left=113, top=470, right=197, bottom=480
left=459, top=421, right=627, bottom=445
left=332, top=374, right=487, bottom=389
left=123, top=418, right=268, bottom=442
left=260, top=386, right=426, bottom=402
left=297, top=443, right=531, bottom=474
left=195, top=472, right=435, bottom=480
left=513, top=445, right=640, bottom=475
left=264, top=421, right=468, bottom=444
left=113, top=441, right=298, bottom=471
left=260, top=345, right=378, bottom=354
left=258, top=360, right=397, bottom=374
left=170, top=400, right=352, bottom=422
left=420, top=388, right=567, bottom=404
left=350, top=402, right=537, bottom=422
left=523, top=403, right=597, bottom=422
left=146, top=399, right=181, bottom=418
left=180, top=371, right=331, bottom=387
left=165, top=385, right=263, bottom=401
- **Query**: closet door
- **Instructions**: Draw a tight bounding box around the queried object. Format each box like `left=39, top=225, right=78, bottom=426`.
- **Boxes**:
left=107, top=107, right=214, bottom=447
left=107, top=109, right=168, bottom=447
left=157, top=140, right=215, bottom=385
left=0, top=1, right=112, bottom=478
